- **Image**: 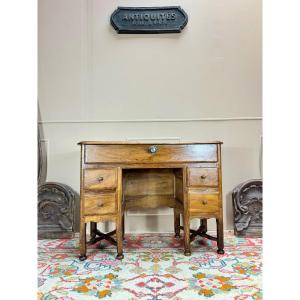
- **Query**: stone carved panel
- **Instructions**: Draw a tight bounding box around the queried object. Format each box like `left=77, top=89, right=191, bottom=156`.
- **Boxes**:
left=38, top=182, right=79, bottom=239
left=232, top=179, right=262, bottom=237
left=38, top=112, right=79, bottom=239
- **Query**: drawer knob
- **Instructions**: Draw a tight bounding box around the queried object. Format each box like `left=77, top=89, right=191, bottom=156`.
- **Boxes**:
left=97, top=177, right=104, bottom=182
left=200, top=174, right=207, bottom=180
left=148, top=145, right=158, bottom=154
left=202, top=199, right=208, bottom=205
left=97, top=203, right=104, bottom=208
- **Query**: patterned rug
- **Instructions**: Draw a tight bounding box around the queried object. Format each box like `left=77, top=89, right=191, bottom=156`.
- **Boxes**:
left=38, top=233, right=262, bottom=300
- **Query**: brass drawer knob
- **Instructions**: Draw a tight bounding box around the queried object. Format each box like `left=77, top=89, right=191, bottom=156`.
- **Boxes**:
left=200, top=174, right=207, bottom=180
left=97, top=177, right=104, bottom=182
left=202, top=199, right=208, bottom=205
left=148, top=145, right=158, bottom=154
left=97, top=203, right=104, bottom=208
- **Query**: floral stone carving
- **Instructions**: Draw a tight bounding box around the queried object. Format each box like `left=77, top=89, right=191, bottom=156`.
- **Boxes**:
left=232, top=179, right=262, bottom=237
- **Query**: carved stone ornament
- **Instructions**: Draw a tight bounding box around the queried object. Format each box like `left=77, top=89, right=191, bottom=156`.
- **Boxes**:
left=38, top=109, right=79, bottom=239
left=38, top=182, right=79, bottom=239
left=232, top=179, right=262, bottom=237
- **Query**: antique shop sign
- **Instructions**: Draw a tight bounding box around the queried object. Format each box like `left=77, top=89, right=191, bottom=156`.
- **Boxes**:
left=111, top=6, right=188, bottom=34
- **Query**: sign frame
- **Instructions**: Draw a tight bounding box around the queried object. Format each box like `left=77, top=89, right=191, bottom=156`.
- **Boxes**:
left=111, top=6, right=188, bottom=34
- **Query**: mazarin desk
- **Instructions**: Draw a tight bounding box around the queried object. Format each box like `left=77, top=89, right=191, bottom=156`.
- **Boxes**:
left=78, top=141, right=224, bottom=260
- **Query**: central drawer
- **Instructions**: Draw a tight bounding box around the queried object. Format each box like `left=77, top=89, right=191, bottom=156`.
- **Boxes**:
left=85, top=144, right=217, bottom=164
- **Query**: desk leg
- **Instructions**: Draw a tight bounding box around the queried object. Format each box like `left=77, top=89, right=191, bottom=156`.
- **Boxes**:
left=122, top=213, right=125, bottom=240
left=200, top=219, right=207, bottom=233
left=183, top=167, right=191, bottom=256
left=116, top=167, right=124, bottom=260
left=183, top=214, right=191, bottom=256
left=174, top=208, right=180, bottom=238
left=79, top=221, right=87, bottom=261
left=116, top=215, right=124, bottom=260
left=89, top=222, right=97, bottom=243
left=216, top=218, right=225, bottom=254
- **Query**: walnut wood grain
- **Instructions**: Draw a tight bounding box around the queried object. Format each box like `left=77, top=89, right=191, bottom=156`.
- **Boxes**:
left=84, top=214, right=116, bottom=223
left=84, top=192, right=116, bottom=215
left=189, top=192, right=220, bottom=213
left=84, top=168, right=117, bottom=190
left=79, top=141, right=223, bottom=145
left=78, top=141, right=224, bottom=259
left=116, top=167, right=123, bottom=259
left=85, top=144, right=218, bottom=164
left=123, top=169, right=174, bottom=196
left=188, top=167, right=218, bottom=187
left=125, top=195, right=177, bottom=209
left=183, top=167, right=191, bottom=256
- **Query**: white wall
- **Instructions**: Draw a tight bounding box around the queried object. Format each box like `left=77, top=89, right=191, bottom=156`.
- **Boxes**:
left=38, top=0, right=262, bottom=233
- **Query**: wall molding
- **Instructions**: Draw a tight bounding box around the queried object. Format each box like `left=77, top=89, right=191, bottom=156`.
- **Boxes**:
left=39, top=117, right=262, bottom=124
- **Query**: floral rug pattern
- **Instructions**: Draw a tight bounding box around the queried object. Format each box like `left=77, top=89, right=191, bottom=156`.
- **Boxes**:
left=38, top=233, right=262, bottom=299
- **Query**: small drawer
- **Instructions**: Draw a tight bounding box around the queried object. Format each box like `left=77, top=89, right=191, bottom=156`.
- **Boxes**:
left=189, top=192, right=220, bottom=213
left=84, top=193, right=116, bottom=215
left=84, top=168, right=117, bottom=190
left=188, top=167, right=218, bottom=187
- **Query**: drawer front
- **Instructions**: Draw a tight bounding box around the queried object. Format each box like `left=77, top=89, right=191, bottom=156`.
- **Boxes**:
left=85, top=144, right=218, bottom=164
left=189, top=192, right=220, bottom=213
left=84, top=169, right=117, bottom=190
left=84, top=193, right=116, bottom=215
left=188, top=167, right=218, bottom=187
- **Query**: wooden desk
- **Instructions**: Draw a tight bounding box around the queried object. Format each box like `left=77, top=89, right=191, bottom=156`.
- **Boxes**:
left=78, top=141, right=224, bottom=260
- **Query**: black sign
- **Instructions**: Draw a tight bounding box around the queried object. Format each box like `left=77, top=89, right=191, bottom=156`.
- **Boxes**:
left=111, top=6, right=188, bottom=34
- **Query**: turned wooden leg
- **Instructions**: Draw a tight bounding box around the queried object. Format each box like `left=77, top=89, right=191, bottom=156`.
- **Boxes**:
left=174, top=208, right=180, bottom=238
left=200, top=219, right=207, bottom=233
left=116, top=215, right=124, bottom=260
left=216, top=218, right=225, bottom=254
left=183, top=214, right=191, bottom=256
left=79, top=221, right=87, bottom=261
left=122, top=213, right=125, bottom=240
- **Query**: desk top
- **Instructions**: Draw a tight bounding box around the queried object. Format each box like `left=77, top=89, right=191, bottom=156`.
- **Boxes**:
left=78, top=141, right=223, bottom=145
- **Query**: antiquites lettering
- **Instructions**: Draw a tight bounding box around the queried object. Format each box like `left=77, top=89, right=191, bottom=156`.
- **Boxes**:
left=122, top=13, right=176, bottom=21
left=111, top=7, right=188, bottom=34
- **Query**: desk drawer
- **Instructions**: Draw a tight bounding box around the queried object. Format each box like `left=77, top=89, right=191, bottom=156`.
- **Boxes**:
left=188, top=168, right=218, bottom=187
left=85, top=144, right=217, bottom=164
left=84, top=193, right=116, bottom=215
left=84, top=169, right=117, bottom=190
left=189, top=192, right=220, bottom=213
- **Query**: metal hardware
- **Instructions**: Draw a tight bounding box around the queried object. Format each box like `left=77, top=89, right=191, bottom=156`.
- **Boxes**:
left=97, top=203, right=104, bottom=208
left=98, top=177, right=104, bottom=182
left=202, top=199, right=208, bottom=205
left=200, top=174, right=207, bottom=179
left=148, top=145, right=158, bottom=154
